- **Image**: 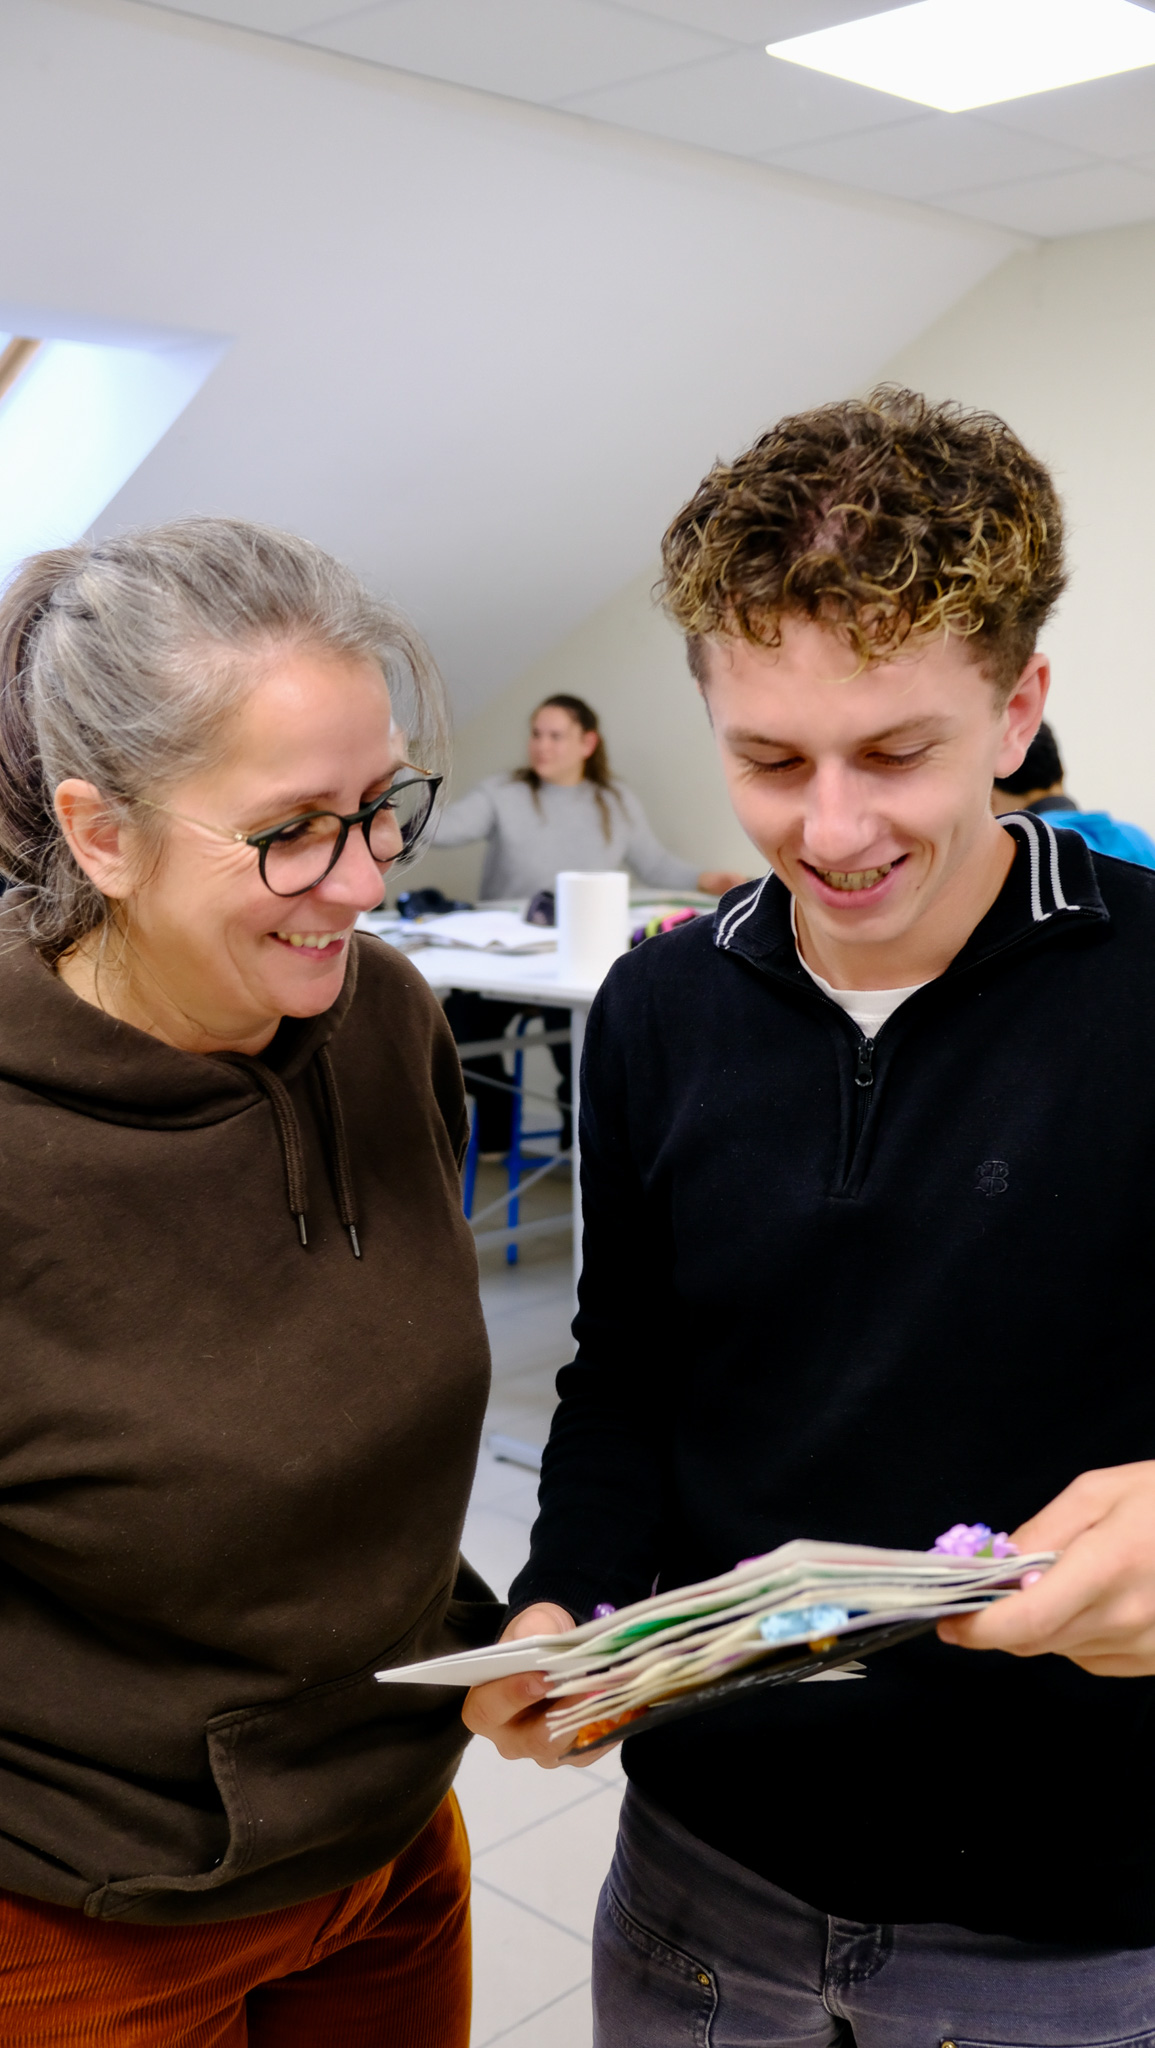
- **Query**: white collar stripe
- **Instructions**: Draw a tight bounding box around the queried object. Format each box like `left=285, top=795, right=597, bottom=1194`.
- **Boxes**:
left=1040, top=812, right=1071, bottom=912
left=1023, top=812, right=1047, bottom=922
left=717, top=874, right=771, bottom=947
left=1004, top=810, right=1064, bottom=922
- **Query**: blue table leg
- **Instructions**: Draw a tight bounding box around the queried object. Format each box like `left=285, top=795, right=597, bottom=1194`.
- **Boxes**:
left=462, top=1096, right=479, bottom=1219
left=506, top=1032, right=525, bottom=1264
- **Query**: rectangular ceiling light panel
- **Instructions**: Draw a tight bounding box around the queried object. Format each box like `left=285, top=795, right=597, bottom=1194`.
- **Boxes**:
left=767, top=0, right=1155, bottom=113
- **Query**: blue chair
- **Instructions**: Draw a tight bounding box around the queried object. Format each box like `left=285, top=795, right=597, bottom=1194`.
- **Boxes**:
left=459, top=1014, right=569, bottom=1264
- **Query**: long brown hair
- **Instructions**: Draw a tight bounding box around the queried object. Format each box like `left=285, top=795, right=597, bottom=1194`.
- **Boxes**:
left=514, top=693, right=619, bottom=841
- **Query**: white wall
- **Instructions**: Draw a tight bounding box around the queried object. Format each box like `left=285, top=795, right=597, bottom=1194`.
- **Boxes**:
left=883, top=217, right=1155, bottom=834
left=424, top=214, right=1155, bottom=890
left=409, top=567, right=757, bottom=903
left=2, top=0, right=1018, bottom=727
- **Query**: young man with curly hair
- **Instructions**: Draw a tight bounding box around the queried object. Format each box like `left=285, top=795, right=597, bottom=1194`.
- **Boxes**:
left=466, top=389, right=1155, bottom=2043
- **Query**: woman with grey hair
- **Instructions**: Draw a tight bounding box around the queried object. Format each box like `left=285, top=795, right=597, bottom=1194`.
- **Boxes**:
left=0, top=519, right=497, bottom=2043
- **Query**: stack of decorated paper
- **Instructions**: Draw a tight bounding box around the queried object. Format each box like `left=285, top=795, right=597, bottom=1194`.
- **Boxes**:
left=375, top=1534, right=1053, bottom=1755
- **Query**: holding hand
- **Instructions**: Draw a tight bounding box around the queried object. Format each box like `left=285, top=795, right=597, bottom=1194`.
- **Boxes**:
left=462, top=1602, right=599, bottom=1768
left=938, top=1462, right=1155, bottom=1676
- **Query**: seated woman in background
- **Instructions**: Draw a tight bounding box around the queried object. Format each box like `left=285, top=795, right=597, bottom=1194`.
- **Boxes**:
left=0, top=518, right=498, bottom=2046
left=434, top=693, right=748, bottom=1153
left=433, top=692, right=744, bottom=901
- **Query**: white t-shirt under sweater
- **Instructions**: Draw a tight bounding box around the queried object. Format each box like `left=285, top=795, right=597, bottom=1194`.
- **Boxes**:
left=432, top=774, right=698, bottom=901
left=790, top=902, right=928, bottom=1036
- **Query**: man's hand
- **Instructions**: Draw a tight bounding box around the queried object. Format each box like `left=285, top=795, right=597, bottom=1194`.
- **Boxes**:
left=938, top=1462, right=1155, bottom=1675
left=462, top=1602, right=599, bottom=1768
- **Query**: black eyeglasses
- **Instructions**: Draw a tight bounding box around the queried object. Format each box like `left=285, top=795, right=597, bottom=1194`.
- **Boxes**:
left=149, top=769, right=442, bottom=898
left=246, top=772, right=443, bottom=897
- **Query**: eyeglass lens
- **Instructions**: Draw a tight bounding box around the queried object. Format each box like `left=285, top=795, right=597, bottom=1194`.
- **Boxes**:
left=262, top=780, right=435, bottom=896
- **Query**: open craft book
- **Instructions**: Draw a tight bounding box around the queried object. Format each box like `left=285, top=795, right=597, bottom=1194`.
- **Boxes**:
left=375, top=1535, right=1054, bottom=1757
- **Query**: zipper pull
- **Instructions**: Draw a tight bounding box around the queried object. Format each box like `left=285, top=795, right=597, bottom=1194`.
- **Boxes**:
left=855, top=1038, right=875, bottom=1089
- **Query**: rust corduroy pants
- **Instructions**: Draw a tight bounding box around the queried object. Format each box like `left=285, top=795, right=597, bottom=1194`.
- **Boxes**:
left=0, top=1793, right=470, bottom=2047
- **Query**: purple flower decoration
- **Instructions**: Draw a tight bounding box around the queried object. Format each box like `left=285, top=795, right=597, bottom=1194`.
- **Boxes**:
left=932, top=1522, right=1017, bottom=1560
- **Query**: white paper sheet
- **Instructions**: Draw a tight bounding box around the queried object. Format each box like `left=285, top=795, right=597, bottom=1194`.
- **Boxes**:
left=418, top=911, right=556, bottom=953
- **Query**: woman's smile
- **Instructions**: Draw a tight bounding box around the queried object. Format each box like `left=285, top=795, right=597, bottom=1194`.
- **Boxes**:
left=271, top=928, right=351, bottom=954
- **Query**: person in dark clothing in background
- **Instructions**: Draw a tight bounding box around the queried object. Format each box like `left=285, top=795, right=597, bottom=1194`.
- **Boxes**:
left=466, top=388, right=1155, bottom=2045
left=993, top=716, right=1155, bottom=866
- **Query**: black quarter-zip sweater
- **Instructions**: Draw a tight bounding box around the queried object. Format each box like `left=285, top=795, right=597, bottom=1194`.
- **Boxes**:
left=508, top=816, right=1155, bottom=1948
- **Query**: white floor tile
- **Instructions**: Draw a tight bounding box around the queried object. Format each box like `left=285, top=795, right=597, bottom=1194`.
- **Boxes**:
left=468, top=1452, right=541, bottom=1520
left=475, top=1781, right=623, bottom=1942
left=469, top=1877, right=589, bottom=2048
left=582, top=1744, right=626, bottom=1787
left=483, top=1980, right=593, bottom=2048
left=461, top=1503, right=533, bottom=1604
left=458, top=1730, right=611, bottom=1855
left=483, top=1375, right=560, bottom=1455
left=479, top=1253, right=574, bottom=1386
left=465, top=1237, right=603, bottom=2045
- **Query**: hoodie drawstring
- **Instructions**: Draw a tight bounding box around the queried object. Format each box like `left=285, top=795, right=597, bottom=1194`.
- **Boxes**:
left=316, top=1046, right=362, bottom=1260
left=217, top=1050, right=361, bottom=1258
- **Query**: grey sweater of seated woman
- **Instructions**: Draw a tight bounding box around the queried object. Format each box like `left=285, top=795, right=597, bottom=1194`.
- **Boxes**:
left=432, top=775, right=698, bottom=901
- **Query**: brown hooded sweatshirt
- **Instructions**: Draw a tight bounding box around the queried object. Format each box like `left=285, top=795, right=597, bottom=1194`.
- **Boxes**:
left=0, top=906, right=497, bottom=1923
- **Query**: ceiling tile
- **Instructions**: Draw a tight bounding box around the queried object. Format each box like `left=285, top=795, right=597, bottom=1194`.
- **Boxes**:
left=158, top=0, right=364, bottom=27
left=304, top=0, right=729, bottom=102
left=559, top=45, right=922, bottom=157
left=602, top=0, right=913, bottom=43
left=979, top=67, right=1155, bottom=162
left=937, top=162, right=1155, bottom=238
left=764, top=112, right=1094, bottom=203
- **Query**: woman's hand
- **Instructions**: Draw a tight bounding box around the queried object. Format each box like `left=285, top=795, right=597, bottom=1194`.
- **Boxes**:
left=938, top=1462, right=1155, bottom=1675
left=463, top=1602, right=598, bottom=1768
left=697, top=870, right=750, bottom=896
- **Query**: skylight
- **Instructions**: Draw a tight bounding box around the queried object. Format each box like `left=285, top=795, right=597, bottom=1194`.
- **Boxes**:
left=766, top=0, right=1155, bottom=114
left=0, top=315, right=228, bottom=592
left=0, top=337, right=42, bottom=409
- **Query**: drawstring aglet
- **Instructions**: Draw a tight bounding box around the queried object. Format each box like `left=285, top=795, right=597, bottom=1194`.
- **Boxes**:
left=296, top=1213, right=308, bottom=1247
left=347, top=1224, right=361, bottom=1259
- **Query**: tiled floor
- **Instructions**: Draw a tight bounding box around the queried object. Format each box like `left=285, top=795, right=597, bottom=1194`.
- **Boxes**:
left=459, top=1234, right=621, bottom=2048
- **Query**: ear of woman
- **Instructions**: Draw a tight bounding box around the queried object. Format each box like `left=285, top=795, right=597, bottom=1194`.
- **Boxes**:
left=53, top=779, right=137, bottom=900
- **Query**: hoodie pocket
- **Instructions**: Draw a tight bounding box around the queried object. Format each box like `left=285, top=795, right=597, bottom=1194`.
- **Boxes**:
left=85, top=1559, right=503, bottom=1922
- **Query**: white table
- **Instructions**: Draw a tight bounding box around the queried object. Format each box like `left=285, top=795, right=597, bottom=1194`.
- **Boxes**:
left=355, top=917, right=601, bottom=1289
left=359, top=896, right=710, bottom=1289
left=406, top=946, right=598, bottom=1293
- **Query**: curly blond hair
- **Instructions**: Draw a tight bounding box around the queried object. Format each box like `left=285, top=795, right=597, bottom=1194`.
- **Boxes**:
left=658, top=387, right=1066, bottom=701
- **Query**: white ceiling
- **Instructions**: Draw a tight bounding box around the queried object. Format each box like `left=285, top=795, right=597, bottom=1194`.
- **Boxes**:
left=148, top=0, right=1155, bottom=239
left=3, top=0, right=1019, bottom=722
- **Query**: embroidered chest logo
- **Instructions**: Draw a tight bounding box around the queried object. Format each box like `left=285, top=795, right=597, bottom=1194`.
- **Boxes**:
left=975, top=1159, right=1009, bottom=1197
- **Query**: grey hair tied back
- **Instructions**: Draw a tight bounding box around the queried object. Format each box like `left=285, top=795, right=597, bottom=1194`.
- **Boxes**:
left=0, top=517, right=448, bottom=963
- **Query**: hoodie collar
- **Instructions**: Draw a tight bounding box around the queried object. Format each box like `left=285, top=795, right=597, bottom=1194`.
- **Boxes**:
left=0, top=896, right=360, bottom=1129
left=713, top=812, right=1108, bottom=987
